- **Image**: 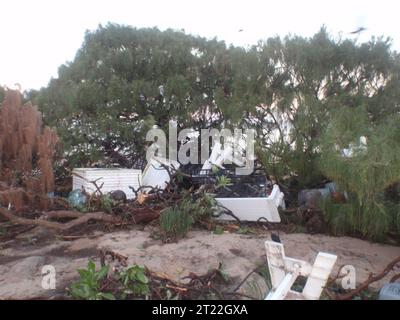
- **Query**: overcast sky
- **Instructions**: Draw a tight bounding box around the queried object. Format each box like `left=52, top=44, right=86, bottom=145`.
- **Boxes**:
left=1, top=0, right=399, bottom=90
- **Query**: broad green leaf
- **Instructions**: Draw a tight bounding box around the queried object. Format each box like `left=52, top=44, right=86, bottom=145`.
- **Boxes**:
left=98, top=292, right=116, bottom=300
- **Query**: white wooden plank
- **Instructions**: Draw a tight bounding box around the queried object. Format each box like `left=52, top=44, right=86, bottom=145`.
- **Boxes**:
left=266, top=272, right=298, bottom=300
left=264, top=241, right=286, bottom=288
left=264, top=240, right=337, bottom=300
left=302, top=252, right=337, bottom=300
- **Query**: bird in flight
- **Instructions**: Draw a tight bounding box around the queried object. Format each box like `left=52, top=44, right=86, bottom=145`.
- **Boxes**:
left=350, top=27, right=367, bottom=34
left=238, top=29, right=244, bottom=32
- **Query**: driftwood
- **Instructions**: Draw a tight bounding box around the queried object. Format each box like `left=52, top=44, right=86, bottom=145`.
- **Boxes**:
left=129, top=208, right=161, bottom=224
left=0, top=202, right=164, bottom=233
left=0, top=207, right=121, bottom=231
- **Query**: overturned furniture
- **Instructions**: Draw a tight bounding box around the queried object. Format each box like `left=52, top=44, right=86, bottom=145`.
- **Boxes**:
left=265, top=240, right=337, bottom=300
left=215, top=185, right=284, bottom=223
left=185, top=141, right=285, bottom=223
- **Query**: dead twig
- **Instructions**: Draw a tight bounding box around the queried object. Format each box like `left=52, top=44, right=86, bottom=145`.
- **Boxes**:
left=390, top=273, right=400, bottom=283
left=100, top=249, right=128, bottom=267
left=165, top=284, right=188, bottom=292
left=232, top=259, right=267, bottom=293
left=90, top=178, right=104, bottom=196
left=42, top=210, right=84, bottom=219
left=325, top=264, right=349, bottom=288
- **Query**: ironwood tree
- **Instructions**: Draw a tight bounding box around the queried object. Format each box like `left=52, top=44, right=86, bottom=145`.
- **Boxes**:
left=32, top=24, right=400, bottom=238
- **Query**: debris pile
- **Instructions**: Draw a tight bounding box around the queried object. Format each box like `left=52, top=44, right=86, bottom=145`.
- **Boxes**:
left=70, top=251, right=237, bottom=300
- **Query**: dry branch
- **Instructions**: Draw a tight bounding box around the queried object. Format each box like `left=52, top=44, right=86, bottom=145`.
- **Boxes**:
left=0, top=207, right=121, bottom=232
left=42, top=210, right=84, bottom=219
left=336, top=255, right=400, bottom=300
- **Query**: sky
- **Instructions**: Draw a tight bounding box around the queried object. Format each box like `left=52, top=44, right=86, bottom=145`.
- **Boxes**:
left=0, top=0, right=399, bottom=91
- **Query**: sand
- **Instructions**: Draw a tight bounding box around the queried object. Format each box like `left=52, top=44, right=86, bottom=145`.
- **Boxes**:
left=0, top=227, right=399, bottom=299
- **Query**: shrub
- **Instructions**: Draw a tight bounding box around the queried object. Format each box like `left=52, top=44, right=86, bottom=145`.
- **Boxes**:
left=159, top=193, right=217, bottom=240
left=68, top=260, right=115, bottom=300
left=118, top=265, right=150, bottom=298
left=159, top=205, right=194, bottom=240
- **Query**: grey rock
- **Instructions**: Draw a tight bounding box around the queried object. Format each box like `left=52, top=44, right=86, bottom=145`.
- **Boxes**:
left=109, top=190, right=127, bottom=202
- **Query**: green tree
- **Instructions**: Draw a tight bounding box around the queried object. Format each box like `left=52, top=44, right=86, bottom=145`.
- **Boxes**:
left=36, top=24, right=232, bottom=167
left=34, top=25, right=400, bottom=239
left=233, top=28, right=400, bottom=188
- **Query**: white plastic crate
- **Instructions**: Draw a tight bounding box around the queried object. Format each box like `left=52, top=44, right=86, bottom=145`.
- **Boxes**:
left=72, top=168, right=142, bottom=199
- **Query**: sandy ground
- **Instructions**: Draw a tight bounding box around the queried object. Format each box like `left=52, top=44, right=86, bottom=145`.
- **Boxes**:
left=0, top=227, right=399, bottom=299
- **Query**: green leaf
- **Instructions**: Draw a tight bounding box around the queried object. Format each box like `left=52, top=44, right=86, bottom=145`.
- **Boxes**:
left=78, top=269, right=89, bottom=279
left=87, top=260, right=96, bottom=273
left=98, top=292, right=116, bottom=300
left=136, top=272, right=149, bottom=284
left=96, top=265, right=109, bottom=281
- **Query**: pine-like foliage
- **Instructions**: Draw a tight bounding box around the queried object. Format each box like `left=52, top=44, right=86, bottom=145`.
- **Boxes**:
left=319, top=105, right=400, bottom=239
left=35, top=24, right=230, bottom=167
left=244, top=29, right=400, bottom=188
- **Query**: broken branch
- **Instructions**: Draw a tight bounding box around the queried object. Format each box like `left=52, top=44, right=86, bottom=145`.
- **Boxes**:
left=336, top=255, right=400, bottom=300
left=0, top=207, right=121, bottom=232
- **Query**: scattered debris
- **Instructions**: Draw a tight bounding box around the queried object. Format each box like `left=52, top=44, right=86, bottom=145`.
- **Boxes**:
left=379, top=283, right=400, bottom=300
left=215, top=184, right=284, bottom=222
left=298, top=182, right=346, bottom=209
left=0, top=207, right=121, bottom=232
left=67, top=189, right=87, bottom=209
left=69, top=253, right=231, bottom=300
left=265, top=240, right=337, bottom=300
left=0, top=91, right=398, bottom=301
left=141, top=157, right=180, bottom=192
left=335, top=255, right=400, bottom=300
left=109, top=190, right=127, bottom=203
left=0, top=228, right=399, bottom=300
left=201, top=141, right=246, bottom=171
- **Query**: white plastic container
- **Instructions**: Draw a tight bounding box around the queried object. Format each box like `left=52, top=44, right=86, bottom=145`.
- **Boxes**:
left=215, top=185, right=284, bottom=222
left=72, top=168, right=142, bottom=199
left=141, top=157, right=180, bottom=192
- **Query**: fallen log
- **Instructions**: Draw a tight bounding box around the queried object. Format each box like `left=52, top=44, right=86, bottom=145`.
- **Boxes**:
left=42, top=210, right=85, bottom=219
left=130, top=208, right=161, bottom=224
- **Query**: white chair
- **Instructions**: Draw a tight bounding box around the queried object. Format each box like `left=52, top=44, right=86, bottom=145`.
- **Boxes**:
left=265, top=240, right=337, bottom=300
